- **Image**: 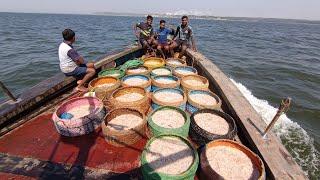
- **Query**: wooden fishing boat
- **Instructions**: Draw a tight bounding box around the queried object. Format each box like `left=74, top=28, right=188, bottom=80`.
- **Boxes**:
left=0, top=44, right=307, bottom=179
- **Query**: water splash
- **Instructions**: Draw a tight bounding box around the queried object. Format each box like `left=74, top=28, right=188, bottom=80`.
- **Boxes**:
left=230, top=78, right=319, bottom=178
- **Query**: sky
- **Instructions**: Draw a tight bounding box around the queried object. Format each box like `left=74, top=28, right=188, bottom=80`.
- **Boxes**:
left=0, top=0, right=319, bottom=20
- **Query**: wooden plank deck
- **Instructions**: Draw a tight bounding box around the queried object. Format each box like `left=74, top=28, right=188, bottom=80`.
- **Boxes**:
left=0, top=92, right=145, bottom=179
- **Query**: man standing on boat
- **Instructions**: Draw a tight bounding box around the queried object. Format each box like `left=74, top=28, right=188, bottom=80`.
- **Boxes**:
left=58, top=29, right=96, bottom=92
left=170, top=16, right=197, bottom=58
left=133, top=15, right=157, bottom=55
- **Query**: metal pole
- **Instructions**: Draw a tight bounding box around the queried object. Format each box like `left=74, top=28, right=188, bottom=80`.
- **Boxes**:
left=0, top=81, right=17, bottom=102
left=263, top=97, right=291, bottom=138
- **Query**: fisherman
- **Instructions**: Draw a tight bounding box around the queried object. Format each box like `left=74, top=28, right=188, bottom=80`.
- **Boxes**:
left=133, top=15, right=157, bottom=55
left=58, top=29, right=96, bottom=92
left=155, top=20, right=174, bottom=58
left=170, top=15, right=197, bottom=58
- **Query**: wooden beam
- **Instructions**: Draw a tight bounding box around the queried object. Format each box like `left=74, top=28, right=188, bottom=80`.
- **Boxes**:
left=0, top=81, right=17, bottom=102
left=186, top=49, right=306, bottom=179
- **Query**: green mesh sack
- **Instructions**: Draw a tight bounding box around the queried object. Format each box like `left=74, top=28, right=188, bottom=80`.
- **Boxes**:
left=120, top=59, right=144, bottom=71
left=98, top=68, right=125, bottom=79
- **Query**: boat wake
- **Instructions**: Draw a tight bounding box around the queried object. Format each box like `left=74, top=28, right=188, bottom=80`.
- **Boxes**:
left=230, top=78, right=320, bottom=178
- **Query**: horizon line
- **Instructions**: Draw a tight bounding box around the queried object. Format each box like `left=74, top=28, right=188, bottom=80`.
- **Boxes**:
left=0, top=10, right=319, bottom=22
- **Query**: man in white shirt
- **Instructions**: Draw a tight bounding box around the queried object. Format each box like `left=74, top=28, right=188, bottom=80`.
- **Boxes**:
left=58, top=29, right=95, bottom=92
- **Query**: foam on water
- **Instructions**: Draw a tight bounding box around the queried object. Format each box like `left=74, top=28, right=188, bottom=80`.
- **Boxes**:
left=230, top=78, right=319, bottom=178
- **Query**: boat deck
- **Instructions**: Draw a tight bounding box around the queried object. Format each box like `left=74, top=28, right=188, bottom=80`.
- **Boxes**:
left=0, top=91, right=147, bottom=179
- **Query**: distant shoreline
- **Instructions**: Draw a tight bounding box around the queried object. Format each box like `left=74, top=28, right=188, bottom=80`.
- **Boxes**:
left=0, top=11, right=319, bottom=22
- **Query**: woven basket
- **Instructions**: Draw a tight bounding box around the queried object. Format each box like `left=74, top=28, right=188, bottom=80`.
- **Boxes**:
left=145, top=125, right=153, bottom=139
left=101, top=108, right=146, bottom=147
left=109, top=86, right=151, bottom=114
left=121, top=74, right=151, bottom=92
left=200, top=139, right=265, bottom=180
left=173, top=66, right=198, bottom=79
left=165, top=58, right=187, bottom=69
left=143, top=57, right=165, bottom=69
left=147, top=106, right=190, bottom=137
left=52, top=97, right=106, bottom=137
left=88, top=76, right=121, bottom=100
left=151, top=75, right=180, bottom=92
left=181, top=75, right=209, bottom=92
left=141, top=134, right=199, bottom=180
left=151, top=88, right=187, bottom=111
left=150, top=67, right=172, bottom=78
left=125, top=66, right=150, bottom=76
left=186, top=90, right=222, bottom=114
left=189, top=109, right=237, bottom=146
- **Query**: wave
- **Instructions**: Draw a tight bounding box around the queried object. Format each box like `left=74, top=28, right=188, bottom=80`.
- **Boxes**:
left=230, top=78, right=319, bottom=178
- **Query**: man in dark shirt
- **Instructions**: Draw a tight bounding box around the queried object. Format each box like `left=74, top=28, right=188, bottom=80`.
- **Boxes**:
left=58, top=29, right=95, bottom=92
left=170, top=16, right=197, bottom=58
left=133, top=15, right=157, bottom=54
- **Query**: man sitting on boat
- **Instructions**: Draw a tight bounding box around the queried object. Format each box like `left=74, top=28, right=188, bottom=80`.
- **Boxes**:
left=58, top=29, right=96, bottom=92
left=133, top=15, right=157, bottom=55
left=170, top=15, right=197, bottom=58
left=155, top=20, right=174, bottom=58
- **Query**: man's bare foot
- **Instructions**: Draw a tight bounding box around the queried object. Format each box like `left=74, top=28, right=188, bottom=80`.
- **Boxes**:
left=75, top=86, right=88, bottom=92
left=150, top=51, right=156, bottom=57
left=77, top=80, right=83, bottom=85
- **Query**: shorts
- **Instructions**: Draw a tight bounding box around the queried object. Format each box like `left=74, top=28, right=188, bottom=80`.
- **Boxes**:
left=65, top=64, right=87, bottom=78
left=175, top=39, right=189, bottom=47
left=158, top=42, right=168, bottom=47
left=139, top=38, right=148, bottom=46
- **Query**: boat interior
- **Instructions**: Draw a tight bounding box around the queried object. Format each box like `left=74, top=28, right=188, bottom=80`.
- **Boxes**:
left=0, top=45, right=306, bottom=179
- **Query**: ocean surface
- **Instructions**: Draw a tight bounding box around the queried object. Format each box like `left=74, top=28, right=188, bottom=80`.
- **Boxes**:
left=0, top=12, right=319, bottom=178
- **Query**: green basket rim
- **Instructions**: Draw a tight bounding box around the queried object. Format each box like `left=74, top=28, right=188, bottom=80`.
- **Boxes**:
left=141, top=134, right=199, bottom=179
left=148, top=106, right=190, bottom=134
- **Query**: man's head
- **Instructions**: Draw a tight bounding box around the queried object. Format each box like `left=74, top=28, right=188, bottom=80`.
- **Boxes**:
left=159, top=20, right=166, bottom=29
left=146, top=15, right=153, bottom=26
left=62, top=29, right=75, bottom=42
left=181, top=16, right=189, bottom=26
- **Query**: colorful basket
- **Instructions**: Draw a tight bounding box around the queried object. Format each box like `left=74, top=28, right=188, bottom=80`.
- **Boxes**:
left=52, top=97, right=106, bottom=137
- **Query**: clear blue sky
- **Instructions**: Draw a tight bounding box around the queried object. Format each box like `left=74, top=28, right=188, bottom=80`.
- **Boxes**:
left=0, top=0, right=319, bottom=20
